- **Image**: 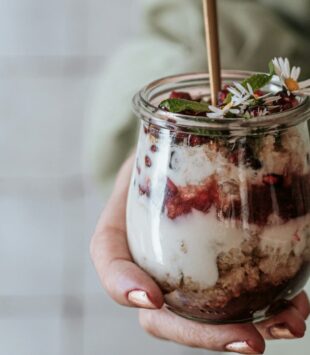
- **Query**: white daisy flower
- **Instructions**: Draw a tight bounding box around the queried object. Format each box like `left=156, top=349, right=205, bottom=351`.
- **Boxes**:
left=228, top=82, right=255, bottom=106
left=272, top=57, right=310, bottom=94
left=207, top=104, right=240, bottom=119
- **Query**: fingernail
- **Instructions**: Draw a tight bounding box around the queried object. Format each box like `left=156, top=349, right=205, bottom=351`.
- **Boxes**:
left=226, top=341, right=261, bottom=354
left=269, top=325, right=301, bottom=339
left=128, top=290, right=157, bottom=309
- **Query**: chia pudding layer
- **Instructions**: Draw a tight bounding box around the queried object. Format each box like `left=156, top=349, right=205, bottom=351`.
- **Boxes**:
left=127, top=69, right=310, bottom=322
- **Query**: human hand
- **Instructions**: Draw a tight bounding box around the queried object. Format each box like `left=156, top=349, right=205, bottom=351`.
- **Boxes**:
left=90, top=155, right=310, bottom=354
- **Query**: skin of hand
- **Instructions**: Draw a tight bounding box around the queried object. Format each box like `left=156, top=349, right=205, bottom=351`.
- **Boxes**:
left=90, top=154, right=310, bottom=355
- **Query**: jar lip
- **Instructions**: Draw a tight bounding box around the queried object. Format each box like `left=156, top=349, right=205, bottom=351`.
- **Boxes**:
left=132, top=71, right=310, bottom=132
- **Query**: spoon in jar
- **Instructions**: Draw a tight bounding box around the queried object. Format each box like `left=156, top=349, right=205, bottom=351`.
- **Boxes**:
left=202, top=0, right=222, bottom=106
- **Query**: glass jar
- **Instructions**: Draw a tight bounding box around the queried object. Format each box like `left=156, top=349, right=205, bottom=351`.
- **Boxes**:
left=126, top=72, right=310, bottom=323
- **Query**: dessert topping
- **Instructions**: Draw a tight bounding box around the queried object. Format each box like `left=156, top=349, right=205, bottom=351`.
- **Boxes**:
left=159, top=58, right=309, bottom=119
left=160, top=98, right=210, bottom=114
left=272, top=57, right=310, bottom=94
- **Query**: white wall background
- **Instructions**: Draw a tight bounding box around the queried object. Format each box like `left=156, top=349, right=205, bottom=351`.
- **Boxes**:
left=0, top=1, right=308, bottom=355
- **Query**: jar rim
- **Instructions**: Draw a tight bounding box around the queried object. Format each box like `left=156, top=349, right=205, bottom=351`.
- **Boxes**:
left=132, top=71, right=310, bottom=133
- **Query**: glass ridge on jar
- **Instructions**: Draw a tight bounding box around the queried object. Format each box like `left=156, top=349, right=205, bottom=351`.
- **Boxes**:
left=126, top=72, right=310, bottom=324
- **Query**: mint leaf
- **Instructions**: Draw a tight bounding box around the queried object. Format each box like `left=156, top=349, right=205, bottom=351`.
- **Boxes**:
left=268, top=60, right=275, bottom=76
left=243, top=62, right=274, bottom=91
left=159, top=99, right=210, bottom=113
left=241, top=73, right=272, bottom=92
left=224, top=71, right=274, bottom=105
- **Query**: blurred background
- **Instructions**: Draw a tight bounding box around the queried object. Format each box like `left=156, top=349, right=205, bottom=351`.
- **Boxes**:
left=0, top=1, right=309, bottom=355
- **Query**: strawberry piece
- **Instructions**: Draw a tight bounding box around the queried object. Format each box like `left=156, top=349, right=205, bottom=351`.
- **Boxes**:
left=193, top=190, right=212, bottom=212
left=166, top=199, right=191, bottom=220
left=164, top=178, right=218, bottom=219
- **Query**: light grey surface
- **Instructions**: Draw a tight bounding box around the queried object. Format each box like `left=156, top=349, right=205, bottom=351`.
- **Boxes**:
left=0, top=1, right=309, bottom=355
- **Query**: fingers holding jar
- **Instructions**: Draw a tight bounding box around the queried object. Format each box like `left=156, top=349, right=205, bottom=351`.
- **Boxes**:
left=90, top=155, right=164, bottom=309
left=255, top=291, right=310, bottom=340
left=139, top=307, right=266, bottom=354
left=290, top=291, right=310, bottom=320
left=138, top=291, right=309, bottom=354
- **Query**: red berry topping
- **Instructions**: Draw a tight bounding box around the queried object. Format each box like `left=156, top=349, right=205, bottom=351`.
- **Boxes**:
left=218, top=89, right=229, bottom=106
left=188, top=135, right=204, bottom=147
left=169, top=91, right=192, bottom=100
left=254, top=89, right=265, bottom=97
left=276, top=92, right=299, bottom=111
left=145, top=155, right=152, bottom=167
left=150, top=144, right=158, bottom=153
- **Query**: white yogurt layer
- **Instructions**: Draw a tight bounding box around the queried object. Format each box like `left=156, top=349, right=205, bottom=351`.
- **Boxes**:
left=127, top=187, right=310, bottom=288
left=259, top=215, right=310, bottom=256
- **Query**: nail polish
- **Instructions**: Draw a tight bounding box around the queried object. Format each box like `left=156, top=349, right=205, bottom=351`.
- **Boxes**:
left=225, top=341, right=261, bottom=354
left=269, top=325, right=300, bottom=339
left=128, top=290, right=156, bottom=309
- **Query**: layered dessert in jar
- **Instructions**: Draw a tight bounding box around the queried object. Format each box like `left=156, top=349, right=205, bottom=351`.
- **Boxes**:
left=127, top=58, right=310, bottom=323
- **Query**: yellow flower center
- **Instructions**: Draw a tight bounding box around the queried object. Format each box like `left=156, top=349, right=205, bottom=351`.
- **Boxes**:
left=285, top=78, right=300, bottom=91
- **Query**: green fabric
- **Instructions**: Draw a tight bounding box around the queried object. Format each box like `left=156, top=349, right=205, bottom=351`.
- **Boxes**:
left=87, top=0, right=310, bottom=187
